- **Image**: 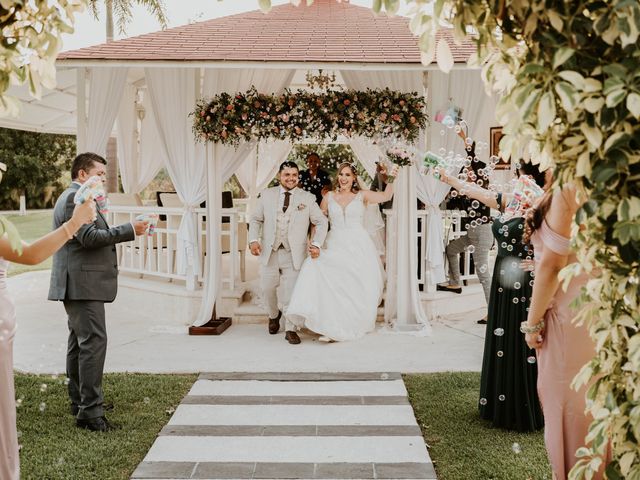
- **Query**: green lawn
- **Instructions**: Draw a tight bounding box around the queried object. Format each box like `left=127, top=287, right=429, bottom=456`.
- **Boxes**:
left=15, top=372, right=549, bottom=479
left=15, top=373, right=196, bottom=480
left=5, top=211, right=53, bottom=277
left=404, top=372, right=550, bottom=480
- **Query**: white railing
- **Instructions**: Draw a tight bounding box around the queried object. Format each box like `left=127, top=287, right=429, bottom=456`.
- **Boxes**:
left=107, top=206, right=244, bottom=291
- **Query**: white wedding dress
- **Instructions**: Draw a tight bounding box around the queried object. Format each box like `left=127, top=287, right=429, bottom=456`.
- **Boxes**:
left=287, top=191, right=384, bottom=341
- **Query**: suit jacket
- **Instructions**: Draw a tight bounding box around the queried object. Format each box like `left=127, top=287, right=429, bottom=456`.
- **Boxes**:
left=48, top=183, right=135, bottom=303
left=248, top=186, right=328, bottom=270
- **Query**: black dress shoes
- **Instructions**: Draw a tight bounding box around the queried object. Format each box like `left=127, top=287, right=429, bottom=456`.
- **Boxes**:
left=76, top=416, right=119, bottom=432
left=268, top=311, right=282, bottom=335
left=285, top=331, right=301, bottom=344
left=436, top=284, right=463, bottom=294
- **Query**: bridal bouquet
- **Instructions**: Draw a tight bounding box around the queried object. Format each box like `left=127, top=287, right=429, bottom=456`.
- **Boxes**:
left=385, top=147, right=412, bottom=183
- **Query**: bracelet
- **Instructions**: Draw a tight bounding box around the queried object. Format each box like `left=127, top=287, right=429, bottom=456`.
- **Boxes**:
left=61, top=222, right=74, bottom=240
left=520, top=320, right=545, bottom=334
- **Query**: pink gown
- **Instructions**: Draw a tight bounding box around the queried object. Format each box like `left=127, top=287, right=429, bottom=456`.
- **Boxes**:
left=531, top=223, right=602, bottom=479
left=0, top=258, right=19, bottom=479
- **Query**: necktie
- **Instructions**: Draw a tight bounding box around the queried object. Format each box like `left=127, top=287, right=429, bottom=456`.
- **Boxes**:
left=283, top=191, right=291, bottom=213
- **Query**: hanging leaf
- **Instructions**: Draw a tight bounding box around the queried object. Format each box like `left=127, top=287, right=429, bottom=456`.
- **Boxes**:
left=580, top=122, right=603, bottom=149
left=553, top=47, right=575, bottom=70
left=258, top=0, right=272, bottom=13
left=555, top=81, right=579, bottom=112
left=436, top=38, right=454, bottom=73
left=627, top=92, right=640, bottom=118
left=558, top=70, right=585, bottom=90
left=372, top=0, right=382, bottom=14
left=384, top=0, right=400, bottom=16
left=419, top=33, right=436, bottom=65
left=537, top=91, right=556, bottom=132
left=547, top=10, right=564, bottom=31
left=290, top=0, right=302, bottom=6
left=576, top=150, right=592, bottom=177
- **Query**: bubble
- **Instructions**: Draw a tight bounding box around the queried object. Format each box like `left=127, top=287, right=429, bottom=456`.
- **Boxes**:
left=512, top=442, right=522, bottom=454
left=380, top=373, right=389, bottom=380
left=471, top=200, right=480, bottom=209
left=514, top=282, right=521, bottom=289
left=481, top=216, right=488, bottom=222
left=479, top=398, right=488, bottom=405
left=450, top=190, right=458, bottom=197
left=498, top=287, right=503, bottom=292
left=498, top=394, right=506, bottom=401
left=469, top=210, right=476, bottom=218
left=478, top=264, right=487, bottom=273
left=64, top=377, right=70, bottom=386
left=438, top=147, right=446, bottom=156
left=39, top=402, right=46, bottom=412
left=512, top=297, right=519, bottom=304
left=16, top=397, right=23, bottom=408
left=144, top=397, right=150, bottom=404
left=440, top=129, right=445, bottom=136
left=521, top=296, right=527, bottom=303
left=501, top=242, right=507, bottom=248
left=527, top=356, right=537, bottom=364
left=529, top=280, right=534, bottom=287
left=497, top=351, right=504, bottom=357
left=40, top=384, right=48, bottom=393
left=507, top=245, right=513, bottom=251
left=454, top=125, right=461, bottom=133
left=467, top=245, right=475, bottom=254
left=494, top=328, right=504, bottom=336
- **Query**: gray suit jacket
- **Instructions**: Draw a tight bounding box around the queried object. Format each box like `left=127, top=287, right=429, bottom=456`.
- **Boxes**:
left=48, top=183, right=135, bottom=303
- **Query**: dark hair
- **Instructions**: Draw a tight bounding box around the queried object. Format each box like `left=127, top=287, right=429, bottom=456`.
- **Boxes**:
left=518, top=160, right=547, bottom=188
left=71, top=152, right=106, bottom=180
left=523, top=191, right=553, bottom=244
left=306, top=152, right=320, bottom=161
left=332, top=162, right=360, bottom=193
left=279, top=161, right=299, bottom=172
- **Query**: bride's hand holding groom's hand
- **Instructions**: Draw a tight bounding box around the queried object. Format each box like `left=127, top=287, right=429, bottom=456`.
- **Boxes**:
left=308, top=245, right=320, bottom=259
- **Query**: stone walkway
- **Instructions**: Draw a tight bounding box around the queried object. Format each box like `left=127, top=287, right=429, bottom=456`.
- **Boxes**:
left=131, top=372, right=436, bottom=480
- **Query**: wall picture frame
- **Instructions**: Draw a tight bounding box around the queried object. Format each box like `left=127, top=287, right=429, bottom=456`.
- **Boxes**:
left=490, top=126, right=511, bottom=170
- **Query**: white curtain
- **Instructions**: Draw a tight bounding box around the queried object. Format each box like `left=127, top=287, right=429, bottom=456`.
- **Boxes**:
left=235, top=140, right=293, bottom=217
left=84, top=67, right=128, bottom=156
left=116, top=84, right=164, bottom=194
left=194, top=68, right=295, bottom=326
left=347, top=137, right=382, bottom=177
left=341, top=69, right=430, bottom=333
left=145, top=68, right=207, bottom=278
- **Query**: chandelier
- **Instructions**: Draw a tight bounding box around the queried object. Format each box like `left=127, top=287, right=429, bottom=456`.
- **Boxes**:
left=305, top=69, right=337, bottom=90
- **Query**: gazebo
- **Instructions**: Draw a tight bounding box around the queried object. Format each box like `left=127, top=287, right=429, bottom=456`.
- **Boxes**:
left=1, top=0, right=502, bottom=332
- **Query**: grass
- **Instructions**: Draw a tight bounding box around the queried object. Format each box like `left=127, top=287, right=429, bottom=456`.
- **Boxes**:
left=15, top=373, right=196, bottom=480
left=404, top=372, right=551, bottom=480
left=5, top=211, right=53, bottom=277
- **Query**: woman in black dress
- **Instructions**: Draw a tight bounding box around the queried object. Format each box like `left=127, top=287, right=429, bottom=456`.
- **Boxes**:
left=438, top=161, right=550, bottom=431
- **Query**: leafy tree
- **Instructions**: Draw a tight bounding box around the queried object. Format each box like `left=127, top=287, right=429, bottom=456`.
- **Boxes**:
left=0, top=128, right=76, bottom=209
left=88, top=0, right=167, bottom=41
left=0, top=0, right=86, bottom=117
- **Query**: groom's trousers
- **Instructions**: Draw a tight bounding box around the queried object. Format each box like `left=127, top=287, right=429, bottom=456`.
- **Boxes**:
left=63, top=300, right=107, bottom=420
left=261, top=248, right=299, bottom=331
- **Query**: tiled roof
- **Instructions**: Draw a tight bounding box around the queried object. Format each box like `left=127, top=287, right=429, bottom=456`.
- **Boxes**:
left=58, top=0, right=476, bottom=65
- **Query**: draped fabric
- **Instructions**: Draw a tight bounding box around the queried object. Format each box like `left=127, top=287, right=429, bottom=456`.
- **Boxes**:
left=194, top=68, right=295, bottom=326
left=346, top=137, right=382, bottom=177
left=116, top=85, right=164, bottom=194
left=84, top=67, right=128, bottom=156
left=235, top=141, right=293, bottom=217
left=341, top=70, right=430, bottom=333
left=145, top=68, right=208, bottom=278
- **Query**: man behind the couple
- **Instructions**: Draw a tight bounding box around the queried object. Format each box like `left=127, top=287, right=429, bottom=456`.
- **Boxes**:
left=249, top=160, right=395, bottom=344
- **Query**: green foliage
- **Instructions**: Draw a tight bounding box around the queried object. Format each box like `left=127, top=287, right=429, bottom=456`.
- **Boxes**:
left=0, top=0, right=87, bottom=116
left=192, top=87, right=427, bottom=145
left=87, top=0, right=167, bottom=36
left=287, top=143, right=370, bottom=182
left=0, top=127, right=76, bottom=209
left=410, top=0, right=640, bottom=477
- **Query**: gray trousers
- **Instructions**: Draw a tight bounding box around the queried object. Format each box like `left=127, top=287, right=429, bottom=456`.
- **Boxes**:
left=63, top=300, right=107, bottom=420
left=445, top=223, right=493, bottom=304
left=260, top=248, right=299, bottom=331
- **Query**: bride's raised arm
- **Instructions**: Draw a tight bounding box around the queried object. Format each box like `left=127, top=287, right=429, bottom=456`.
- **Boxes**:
left=361, top=182, right=394, bottom=205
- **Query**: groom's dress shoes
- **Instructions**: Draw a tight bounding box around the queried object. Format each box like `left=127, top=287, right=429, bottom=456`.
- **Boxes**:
left=268, top=311, right=282, bottom=335
left=285, top=331, right=301, bottom=345
left=76, top=416, right=119, bottom=432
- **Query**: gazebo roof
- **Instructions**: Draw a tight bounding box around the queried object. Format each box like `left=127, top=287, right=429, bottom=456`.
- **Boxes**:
left=58, top=0, right=476, bottom=67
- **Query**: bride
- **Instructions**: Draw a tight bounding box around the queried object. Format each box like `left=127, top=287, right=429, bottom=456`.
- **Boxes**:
left=286, top=162, right=395, bottom=342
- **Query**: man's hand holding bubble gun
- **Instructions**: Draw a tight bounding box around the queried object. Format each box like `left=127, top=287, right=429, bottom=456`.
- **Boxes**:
left=135, top=214, right=159, bottom=236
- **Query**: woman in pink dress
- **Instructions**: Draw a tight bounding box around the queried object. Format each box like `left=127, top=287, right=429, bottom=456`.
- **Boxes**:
left=0, top=199, right=95, bottom=480
left=521, top=186, right=604, bottom=479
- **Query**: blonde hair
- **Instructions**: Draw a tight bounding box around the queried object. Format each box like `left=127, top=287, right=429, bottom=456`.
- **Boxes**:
left=332, top=162, right=360, bottom=193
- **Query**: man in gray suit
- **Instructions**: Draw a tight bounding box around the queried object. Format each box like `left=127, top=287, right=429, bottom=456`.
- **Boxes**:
left=48, top=152, right=147, bottom=432
left=249, top=161, right=328, bottom=344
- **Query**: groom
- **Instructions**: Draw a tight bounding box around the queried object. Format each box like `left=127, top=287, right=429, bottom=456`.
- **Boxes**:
left=249, top=161, right=328, bottom=344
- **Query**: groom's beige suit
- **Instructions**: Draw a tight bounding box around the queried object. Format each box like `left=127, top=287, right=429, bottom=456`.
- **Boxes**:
left=249, top=186, right=328, bottom=331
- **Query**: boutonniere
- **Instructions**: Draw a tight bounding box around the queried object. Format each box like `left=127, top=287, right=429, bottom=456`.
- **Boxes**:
left=297, top=204, right=307, bottom=211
